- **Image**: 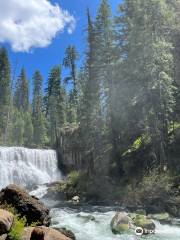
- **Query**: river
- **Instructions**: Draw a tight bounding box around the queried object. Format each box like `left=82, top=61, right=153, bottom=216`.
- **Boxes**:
left=31, top=185, right=180, bottom=240
left=0, top=147, right=180, bottom=240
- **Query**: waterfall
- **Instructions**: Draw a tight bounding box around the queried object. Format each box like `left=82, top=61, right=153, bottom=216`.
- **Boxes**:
left=0, top=147, right=62, bottom=189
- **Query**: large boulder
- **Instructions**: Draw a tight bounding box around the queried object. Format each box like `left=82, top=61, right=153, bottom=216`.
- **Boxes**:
left=111, top=212, right=155, bottom=235
left=132, top=214, right=155, bottom=231
left=21, top=227, right=73, bottom=240
left=0, top=209, right=14, bottom=235
left=0, top=185, right=50, bottom=226
left=110, top=212, right=133, bottom=234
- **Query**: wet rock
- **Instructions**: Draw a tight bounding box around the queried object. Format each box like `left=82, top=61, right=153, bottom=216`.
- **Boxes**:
left=171, top=218, right=180, bottom=227
left=77, top=214, right=96, bottom=222
left=0, top=185, right=50, bottom=226
left=133, top=214, right=155, bottom=231
left=58, top=228, right=76, bottom=240
left=21, top=226, right=73, bottom=240
left=111, top=212, right=155, bottom=235
left=45, top=181, right=76, bottom=201
left=110, top=212, right=132, bottom=234
left=135, top=209, right=146, bottom=215
left=0, top=209, right=14, bottom=235
left=147, top=213, right=171, bottom=224
left=72, top=196, right=80, bottom=203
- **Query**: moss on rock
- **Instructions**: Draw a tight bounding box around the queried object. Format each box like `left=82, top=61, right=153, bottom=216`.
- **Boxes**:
left=133, top=214, right=155, bottom=230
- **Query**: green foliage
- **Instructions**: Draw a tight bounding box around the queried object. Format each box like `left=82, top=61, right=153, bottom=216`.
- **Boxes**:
left=132, top=214, right=154, bottom=229
left=23, top=112, right=33, bottom=146
left=8, top=216, right=26, bottom=240
left=14, top=68, right=29, bottom=112
left=67, top=171, right=81, bottom=187
left=169, top=122, right=180, bottom=133
left=122, top=134, right=151, bottom=156
left=0, top=47, right=11, bottom=144
left=120, top=170, right=173, bottom=206
left=63, top=45, right=79, bottom=123
left=32, top=70, right=47, bottom=146
left=10, top=109, right=24, bottom=146
left=0, top=0, right=179, bottom=193
left=138, top=170, right=172, bottom=196
left=45, top=65, right=66, bottom=145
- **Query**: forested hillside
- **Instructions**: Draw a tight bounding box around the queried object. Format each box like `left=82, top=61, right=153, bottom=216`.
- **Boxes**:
left=0, top=0, right=180, bottom=204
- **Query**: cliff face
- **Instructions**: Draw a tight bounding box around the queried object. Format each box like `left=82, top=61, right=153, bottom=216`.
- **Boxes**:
left=56, top=126, right=85, bottom=171
left=56, top=126, right=111, bottom=174
left=57, top=127, right=83, bottom=170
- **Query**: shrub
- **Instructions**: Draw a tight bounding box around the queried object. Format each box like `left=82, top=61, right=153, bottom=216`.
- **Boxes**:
left=119, top=170, right=173, bottom=207
left=138, top=170, right=172, bottom=199
left=8, top=216, right=26, bottom=240
left=67, top=171, right=81, bottom=187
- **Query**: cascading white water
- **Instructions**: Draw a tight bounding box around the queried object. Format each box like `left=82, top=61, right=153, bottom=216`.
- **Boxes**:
left=0, top=147, right=62, bottom=189
left=50, top=209, right=180, bottom=240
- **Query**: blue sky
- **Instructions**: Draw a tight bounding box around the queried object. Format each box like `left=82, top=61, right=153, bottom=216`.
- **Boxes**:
left=1, top=0, right=121, bottom=92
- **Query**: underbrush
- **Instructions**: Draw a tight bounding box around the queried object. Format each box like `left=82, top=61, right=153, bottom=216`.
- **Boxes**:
left=118, top=170, right=175, bottom=212
left=0, top=203, right=40, bottom=240
left=8, top=216, right=26, bottom=240
left=66, top=170, right=113, bottom=202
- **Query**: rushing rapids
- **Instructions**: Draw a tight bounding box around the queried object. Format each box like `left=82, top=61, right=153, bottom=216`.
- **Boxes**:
left=30, top=186, right=180, bottom=240
left=1, top=147, right=180, bottom=240
left=0, top=147, right=62, bottom=189
left=50, top=208, right=180, bottom=240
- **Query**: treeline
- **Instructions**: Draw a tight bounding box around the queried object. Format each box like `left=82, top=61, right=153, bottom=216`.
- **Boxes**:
left=0, top=46, right=79, bottom=147
left=0, top=0, right=180, bottom=178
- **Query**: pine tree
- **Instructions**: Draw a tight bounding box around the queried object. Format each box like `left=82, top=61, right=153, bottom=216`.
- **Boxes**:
left=32, top=70, right=47, bottom=146
left=23, top=111, right=33, bottom=147
left=45, top=66, right=66, bottom=145
left=115, top=0, right=176, bottom=170
left=79, top=9, right=103, bottom=173
left=63, top=45, right=79, bottom=123
left=0, top=47, right=11, bottom=144
left=14, top=68, right=29, bottom=112
left=95, top=0, right=116, bottom=146
left=10, top=109, right=24, bottom=146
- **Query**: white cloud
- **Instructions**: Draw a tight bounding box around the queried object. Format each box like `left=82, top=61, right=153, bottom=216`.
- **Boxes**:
left=0, top=0, right=76, bottom=52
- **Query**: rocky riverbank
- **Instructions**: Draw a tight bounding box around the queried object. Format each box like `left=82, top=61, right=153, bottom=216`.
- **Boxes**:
left=0, top=184, right=75, bottom=240
left=44, top=176, right=180, bottom=219
left=0, top=183, right=180, bottom=239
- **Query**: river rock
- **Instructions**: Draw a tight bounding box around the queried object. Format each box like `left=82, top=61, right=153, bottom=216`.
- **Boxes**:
left=132, top=214, right=155, bottom=231
left=0, top=209, right=14, bottom=235
left=110, top=212, right=133, bottom=234
left=72, top=196, right=80, bottom=203
left=58, top=228, right=76, bottom=240
left=0, top=184, right=50, bottom=226
left=111, top=212, right=156, bottom=235
left=171, top=218, right=180, bottom=227
left=21, top=227, right=73, bottom=240
left=135, top=209, right=146, bottom=215
left=77, top=214, right=96, bottom=222
left=147, top=213, right=171, bottom=224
